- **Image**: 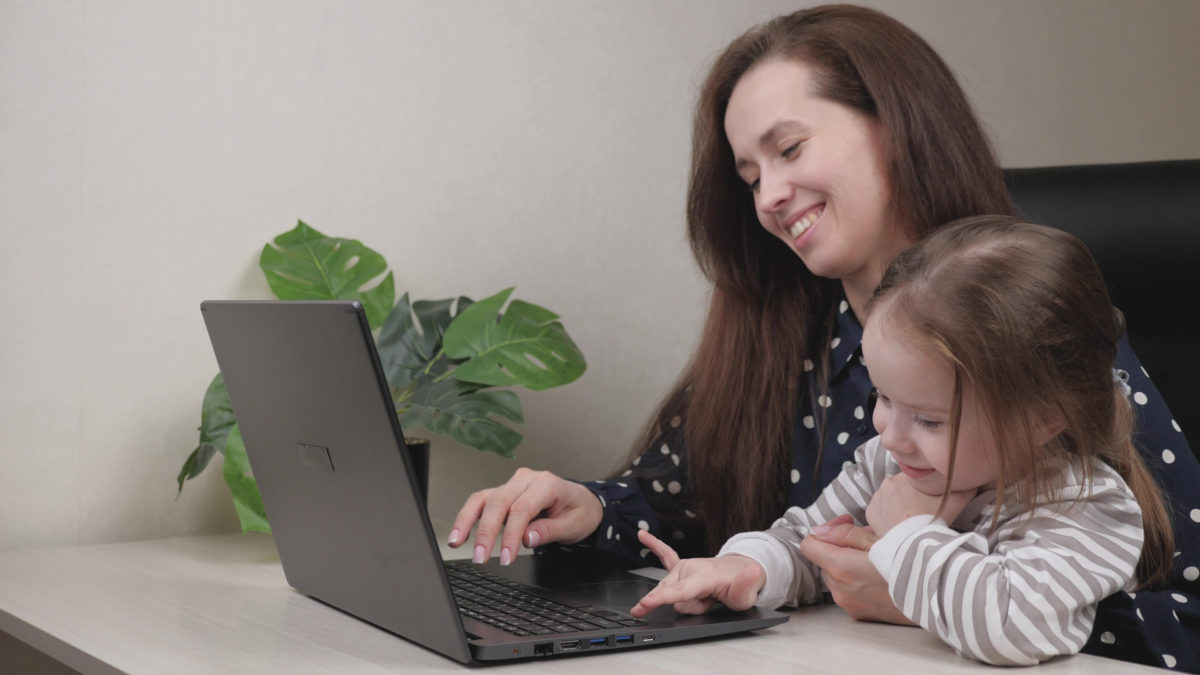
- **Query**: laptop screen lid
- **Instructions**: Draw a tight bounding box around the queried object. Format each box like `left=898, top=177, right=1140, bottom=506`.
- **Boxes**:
left=200, top=299, right=473, bottom=664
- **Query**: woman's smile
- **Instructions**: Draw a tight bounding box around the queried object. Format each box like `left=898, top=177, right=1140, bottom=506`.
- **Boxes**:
left=785, top=204, right=824, bottom=246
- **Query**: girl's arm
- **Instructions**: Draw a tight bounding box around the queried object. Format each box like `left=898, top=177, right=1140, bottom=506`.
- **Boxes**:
left=868, top=461, right=1143, bottom=666
left=718, top=437, right=890, bottom=608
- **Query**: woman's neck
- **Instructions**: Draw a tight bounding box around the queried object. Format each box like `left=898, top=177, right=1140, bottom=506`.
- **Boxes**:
left=842, top=231, right=916, bottom=321
left=841, top=275, right=877, bottom=324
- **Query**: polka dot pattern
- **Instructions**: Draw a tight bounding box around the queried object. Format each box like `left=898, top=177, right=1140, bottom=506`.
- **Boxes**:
left=579, top=294, right=1200, bottom=672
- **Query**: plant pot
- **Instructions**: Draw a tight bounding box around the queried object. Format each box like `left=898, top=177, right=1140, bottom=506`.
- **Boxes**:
left=406, top=437, right=431, bottom=506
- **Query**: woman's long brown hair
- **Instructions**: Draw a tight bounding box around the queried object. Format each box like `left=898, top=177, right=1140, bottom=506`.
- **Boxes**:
left=625, top=5, right=1014, bottom=552
left=869, top=216, right=1173, bottom=588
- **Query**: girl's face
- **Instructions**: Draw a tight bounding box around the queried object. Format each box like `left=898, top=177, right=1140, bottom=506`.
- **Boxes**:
left=861, top=303, right=999, bottom=496
left=724, top=58, right=912, bottom=293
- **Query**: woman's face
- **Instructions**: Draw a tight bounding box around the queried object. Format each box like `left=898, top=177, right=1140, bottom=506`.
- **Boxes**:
left=724, top=58, right=911, bottom=294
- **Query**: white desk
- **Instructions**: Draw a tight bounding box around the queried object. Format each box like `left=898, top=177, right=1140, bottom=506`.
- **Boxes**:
left=0, top=533, right=1159, bottom=674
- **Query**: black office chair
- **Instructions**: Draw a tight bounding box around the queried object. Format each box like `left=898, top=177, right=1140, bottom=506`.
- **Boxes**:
left=1004, top=159, right=1200, bottom=460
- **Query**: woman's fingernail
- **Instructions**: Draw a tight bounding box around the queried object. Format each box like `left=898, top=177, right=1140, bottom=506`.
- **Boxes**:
left=811, top=524, right=830, bottom=536
left=473, top=545, right=486, bottom=564
left=447, top=528, right=460, bottom=545
left=500, top=547, right=512, bottom=566
left=526, top=530, right=540, bottom=548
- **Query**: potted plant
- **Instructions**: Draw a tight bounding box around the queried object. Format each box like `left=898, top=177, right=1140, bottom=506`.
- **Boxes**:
left=176, top=221, right=587, bottom=533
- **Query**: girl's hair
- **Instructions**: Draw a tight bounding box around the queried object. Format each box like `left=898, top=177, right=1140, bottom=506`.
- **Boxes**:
left=868, top=215, right=1173, bottom=588
left=624, top=4, right=1014, bottom=550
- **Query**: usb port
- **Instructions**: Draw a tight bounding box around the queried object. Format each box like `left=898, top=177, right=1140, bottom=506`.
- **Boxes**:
left=560, top=640, right=581, bottom=650
left=589, top=637, right=608, bottom=647
left=615, top=635, right=633, bottom=645
left=641, top=634, right=656, bottom=643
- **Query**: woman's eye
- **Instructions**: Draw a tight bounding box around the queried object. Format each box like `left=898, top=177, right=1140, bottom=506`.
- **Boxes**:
left=747, top=178, right=760, bottom=193
left=781, top=142, right=801, bottom=159
left=915, top=417, right=942, bottom=430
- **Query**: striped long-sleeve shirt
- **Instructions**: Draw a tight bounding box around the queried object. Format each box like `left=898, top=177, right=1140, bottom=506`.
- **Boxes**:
left=719, top=435, right=1144, bottom=666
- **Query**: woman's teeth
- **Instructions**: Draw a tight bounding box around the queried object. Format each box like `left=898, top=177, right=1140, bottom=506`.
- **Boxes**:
left=788, top=208, right=822, bottom=239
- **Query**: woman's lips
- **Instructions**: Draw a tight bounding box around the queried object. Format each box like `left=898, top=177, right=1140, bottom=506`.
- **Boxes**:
left=786, top=204, right=824, bottom=241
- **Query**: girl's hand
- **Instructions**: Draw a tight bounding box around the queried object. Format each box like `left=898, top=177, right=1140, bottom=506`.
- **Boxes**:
left=801, top=515, right=915, bottom=625
left=630, top=530, right=766, bottom=618
left=447, top=468, right=603, bottom=565
left=865, top=475, right=974, bottom=536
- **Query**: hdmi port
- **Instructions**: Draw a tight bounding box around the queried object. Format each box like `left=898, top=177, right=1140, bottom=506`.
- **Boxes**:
left=560, top=640, right=581, bottom=650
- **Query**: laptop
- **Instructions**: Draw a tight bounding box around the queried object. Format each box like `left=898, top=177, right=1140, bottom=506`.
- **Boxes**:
left=200, top=299, right=788, bottom=663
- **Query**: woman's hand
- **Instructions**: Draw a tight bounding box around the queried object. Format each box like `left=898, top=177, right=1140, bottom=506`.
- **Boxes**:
left=630, top=530, right=765, bottom=618
left=865, top=475, right=974, bottom=536
left=447, top=467, right=603, bottom=565
left=799, top=514, right=915, bottom=625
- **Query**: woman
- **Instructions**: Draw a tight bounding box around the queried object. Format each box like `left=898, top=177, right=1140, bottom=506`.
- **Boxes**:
left=449, top=5, right=1199, bottom=670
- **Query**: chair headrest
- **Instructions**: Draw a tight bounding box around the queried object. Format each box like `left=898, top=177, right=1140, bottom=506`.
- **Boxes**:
left=1004, top=159, right=1200, bottom=326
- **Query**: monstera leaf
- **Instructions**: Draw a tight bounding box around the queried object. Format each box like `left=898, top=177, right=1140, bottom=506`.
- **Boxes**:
left=175, top=374, right=266, bottom=532
left=180, top=223, right=587, bottom=532
left=176, top=374, right=235, bottom=492
left=399, top=378, right=525, bottom=458
left=259, top=221, right=395, bottom=329
left=221, top=424, right=269, bottom=533
left=376, top=293, right=474, bottom=389
left=444, top=287, right=586, bottom=390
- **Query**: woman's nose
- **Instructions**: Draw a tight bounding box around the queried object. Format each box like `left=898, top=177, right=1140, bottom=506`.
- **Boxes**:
left=756, top=169, right=792, bottom=214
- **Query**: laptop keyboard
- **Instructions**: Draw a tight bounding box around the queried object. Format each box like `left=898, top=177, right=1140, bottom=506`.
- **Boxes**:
left=445, top=562, right=647, bottom=637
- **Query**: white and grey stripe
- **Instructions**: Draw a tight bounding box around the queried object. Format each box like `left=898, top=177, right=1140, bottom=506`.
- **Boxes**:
left=719, top=436, right=1143, bottom=666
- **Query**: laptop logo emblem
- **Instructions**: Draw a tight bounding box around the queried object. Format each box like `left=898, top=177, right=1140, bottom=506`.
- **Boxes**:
left=297, top=443, right=335, bottom=471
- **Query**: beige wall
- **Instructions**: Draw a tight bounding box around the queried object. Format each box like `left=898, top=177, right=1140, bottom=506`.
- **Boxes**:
left=2, top=0, right=1198, bottom=550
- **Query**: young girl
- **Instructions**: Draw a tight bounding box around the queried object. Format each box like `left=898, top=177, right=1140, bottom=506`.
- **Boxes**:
left=630, top=216, right=1174, bottom=667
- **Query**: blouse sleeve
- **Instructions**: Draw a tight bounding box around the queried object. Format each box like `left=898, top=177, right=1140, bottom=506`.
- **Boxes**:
left=1083, top=335, right=1200, bottom=671
left=565, top=390, right=709, bottom=565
